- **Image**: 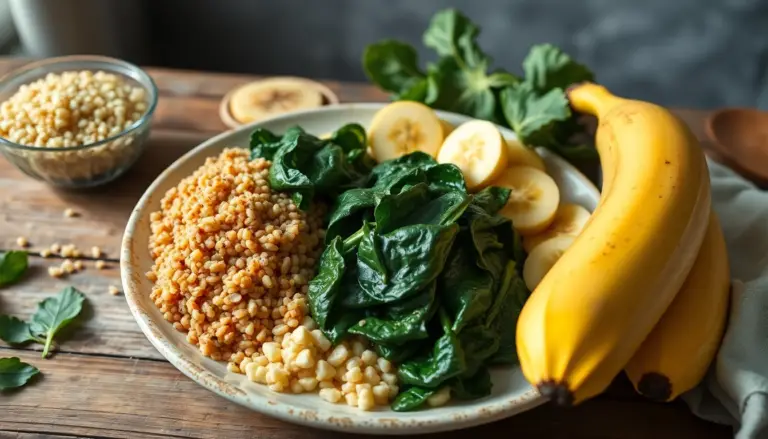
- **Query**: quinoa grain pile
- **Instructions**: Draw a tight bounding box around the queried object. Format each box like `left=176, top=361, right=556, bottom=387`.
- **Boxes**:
left=147, top=148, right=325, bottom=362
left=147, top=148, right=400, bottom=410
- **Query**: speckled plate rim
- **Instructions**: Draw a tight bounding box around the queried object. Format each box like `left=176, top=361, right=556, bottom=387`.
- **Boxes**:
left=121, top=103, right=600, bottom=435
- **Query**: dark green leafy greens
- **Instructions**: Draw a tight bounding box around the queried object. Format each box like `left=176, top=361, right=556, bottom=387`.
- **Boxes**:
left=0, top=315, right=43, bottom=345
left=0, top=287, right=85, bottom=358
left=0, top=357, right=39, bottom=390
left=249, top=124, right=375, bottom=210
left=0, top=251, right=28, bottom=287
left=307, top=151, right=530, bottom=411
left=363, top=9, right=597, bottom=162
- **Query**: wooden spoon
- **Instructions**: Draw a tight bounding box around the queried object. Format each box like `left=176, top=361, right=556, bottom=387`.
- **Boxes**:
left=706, top=108, right=768, bottom=188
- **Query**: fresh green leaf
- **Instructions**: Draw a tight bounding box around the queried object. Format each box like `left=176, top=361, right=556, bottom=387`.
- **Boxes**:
left=29, top=287, right=85, bottom=358
left=363, top=40, right=426, bottom=99
left=398, top=310, right=466, bottom=389
left=423, top=9, right=486, bottom=69
left=308, top=237, right=346, bottom=330
left=424, top=57, right=499, bottom=123
left=0, top=315, right=41, bottom=345
left=392, top=386, right=436, bottom=412
left=523, top=43, right=593, bottom=92
left=0, top=357, right=39, bottom=390
left=0, top=251, right=28, bottom=287
left=501, top=84, right=571, bottom=147
left=450, top=367, right=492, bottom=400
left=488, top=70, right=521, bottom=88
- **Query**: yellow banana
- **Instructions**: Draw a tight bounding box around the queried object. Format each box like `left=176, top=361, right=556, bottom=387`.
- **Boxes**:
left=515, top=83, right=711, bottom=406
left=625, top=212, right=730, bottom=401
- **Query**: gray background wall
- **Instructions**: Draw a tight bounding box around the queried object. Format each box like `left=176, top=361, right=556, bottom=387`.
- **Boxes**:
left=9, top=0, right=768, bottom=109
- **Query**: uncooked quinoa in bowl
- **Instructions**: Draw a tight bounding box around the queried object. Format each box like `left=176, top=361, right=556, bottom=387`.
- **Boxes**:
left=0, top=55, right=158, bottom=188
left=146, top=148, right=399, bottom=411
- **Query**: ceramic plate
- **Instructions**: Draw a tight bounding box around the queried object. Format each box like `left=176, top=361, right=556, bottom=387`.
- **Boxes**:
left=121, top=103, right=600, bottom=435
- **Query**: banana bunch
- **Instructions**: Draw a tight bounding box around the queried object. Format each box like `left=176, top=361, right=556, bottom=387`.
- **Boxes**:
left=515, top=83, right=730, bottom=406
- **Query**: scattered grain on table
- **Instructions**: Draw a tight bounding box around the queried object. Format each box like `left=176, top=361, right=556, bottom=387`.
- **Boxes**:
left=63, top=208, right=78, bottom=218
left=108, top=285, right=120, bottom=296
left=90, top=246, right=101, bottom=258
left=16, top=236, right=29, bottom=248
left=48, top=266, right=64, bottom=278
left=95, top=260, right=107, bottom=270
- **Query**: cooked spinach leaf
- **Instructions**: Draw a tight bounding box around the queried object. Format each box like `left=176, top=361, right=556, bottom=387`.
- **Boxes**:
left=306, top=150, right=531, bottom=412
left=450, top=367, right=492, bottom=400
left=307, top=237, right=346, bottom=330
left=348, top=282, right=437, bottom=345
left=398, top=310, right=466, bottom=389
left=392, top=386, right=436, bottom=412
left=249, top=124, right=373, bottom=210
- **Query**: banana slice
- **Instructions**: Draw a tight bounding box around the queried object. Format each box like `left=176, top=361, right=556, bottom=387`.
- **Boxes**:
left=440, top=119, right=455, bottom=137
left=229, top=78, right=324, bottom=124
left=437, top=120, right=507, bottom=191
left=523, top=203, right=592, bottom=252
left=505, top=138, right=546, bottom=171
left=368, top=102, right=444, bottom=162
left=523, top=236, right=575, bottom=290
left=494, top=165, right=560, bottom=235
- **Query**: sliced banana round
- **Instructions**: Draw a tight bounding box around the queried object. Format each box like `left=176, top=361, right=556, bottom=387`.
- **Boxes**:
left=437, top=120, right=507, bottom=191
left=505, top=138, right=545, bottom=171
left=523, top=235, right=576, bottom=291
left=494, top=165, right=560, bottom=235
left=229, top=78, right=324, bottom=123
left=523, top=203, right=592, bottom=253
left=368, top=101, right=444, bottom=162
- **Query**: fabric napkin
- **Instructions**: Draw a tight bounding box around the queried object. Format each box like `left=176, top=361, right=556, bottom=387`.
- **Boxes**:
left=681, top=159, right=768, bottom=439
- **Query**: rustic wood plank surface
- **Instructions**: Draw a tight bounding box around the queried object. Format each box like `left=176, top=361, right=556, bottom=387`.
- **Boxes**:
left=0, top=57, right=730, bottom=438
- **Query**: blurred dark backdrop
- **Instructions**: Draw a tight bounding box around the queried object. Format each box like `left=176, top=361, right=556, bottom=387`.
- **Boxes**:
left=5, top=0, right=768, bottom=109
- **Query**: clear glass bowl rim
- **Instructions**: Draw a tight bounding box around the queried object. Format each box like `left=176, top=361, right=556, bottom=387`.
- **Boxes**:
left=0, top=55, right=159, bottom=152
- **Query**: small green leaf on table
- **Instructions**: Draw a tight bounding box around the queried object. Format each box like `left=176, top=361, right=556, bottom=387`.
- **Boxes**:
left=30, top=286, right=85, bottom=358
left=0, top=251, right=28, bottom=287
left=0, top=357, right=39, bottom=390
left=0, top=315, right=43, bottom=345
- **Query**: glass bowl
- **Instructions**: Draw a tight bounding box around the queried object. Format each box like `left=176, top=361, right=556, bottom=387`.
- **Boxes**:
left=0, top=55, right=158, bottom=188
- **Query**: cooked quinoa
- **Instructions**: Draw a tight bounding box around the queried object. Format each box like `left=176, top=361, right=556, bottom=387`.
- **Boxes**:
left=147, top=148, right=325, bottom=360
left=147, top=148, right=400, bottom=409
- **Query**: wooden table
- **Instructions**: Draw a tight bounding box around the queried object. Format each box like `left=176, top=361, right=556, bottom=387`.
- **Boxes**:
left=0, top=57, right=731, bottom=439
